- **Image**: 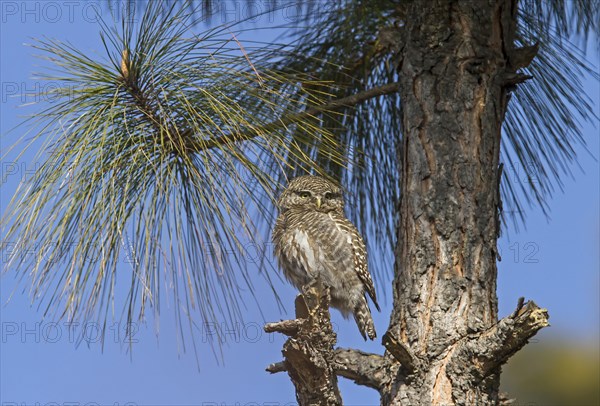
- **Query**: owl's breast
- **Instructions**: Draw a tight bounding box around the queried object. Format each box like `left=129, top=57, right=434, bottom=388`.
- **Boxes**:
left=272, top=210, right=355, bottom=295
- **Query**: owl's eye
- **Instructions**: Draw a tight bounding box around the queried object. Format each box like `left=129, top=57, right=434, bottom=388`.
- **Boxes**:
left=296, top=191, right=312, bottom=198
left=324, top=192, right=335, bottom=200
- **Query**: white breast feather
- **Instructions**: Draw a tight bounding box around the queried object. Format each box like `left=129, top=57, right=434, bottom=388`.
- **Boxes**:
left=293, top=229, right=317, bottom=273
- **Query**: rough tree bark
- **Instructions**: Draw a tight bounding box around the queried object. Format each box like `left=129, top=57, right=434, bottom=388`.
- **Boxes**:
left=266, top=283, right=342, bottom=405
left=267, top=0, right=549, bottom=404
left=382, top=0, right=546, bottom=403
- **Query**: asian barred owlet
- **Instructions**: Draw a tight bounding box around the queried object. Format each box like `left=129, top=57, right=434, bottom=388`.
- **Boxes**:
left=272, top=175, right=380, bottom=340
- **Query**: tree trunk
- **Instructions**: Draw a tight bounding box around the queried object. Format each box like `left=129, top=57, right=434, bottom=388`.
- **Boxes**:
left=268, top=1, right=549, bottom=404
left=381, top=0, right=542, bottom=404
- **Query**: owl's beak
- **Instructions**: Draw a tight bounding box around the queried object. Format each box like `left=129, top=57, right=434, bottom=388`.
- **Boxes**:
left=315, top=196, right=322, bottom=208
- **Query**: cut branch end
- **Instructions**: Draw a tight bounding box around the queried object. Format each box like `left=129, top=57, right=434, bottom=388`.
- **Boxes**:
left=449, top=298, right=550, bottom=383
left=382, top=331, right=417, bottom=373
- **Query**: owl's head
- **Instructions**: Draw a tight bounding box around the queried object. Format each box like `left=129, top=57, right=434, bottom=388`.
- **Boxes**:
left=277, top=175, right=344, bottom=212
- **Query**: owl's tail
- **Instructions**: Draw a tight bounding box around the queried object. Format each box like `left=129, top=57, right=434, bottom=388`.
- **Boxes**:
left=354, top=296, right=376, bottom=340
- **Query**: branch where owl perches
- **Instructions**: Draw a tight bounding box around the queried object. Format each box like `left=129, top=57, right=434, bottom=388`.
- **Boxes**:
left=264, top=281, right=391, bottom=404
left=265, top=281, right=342, bottom=405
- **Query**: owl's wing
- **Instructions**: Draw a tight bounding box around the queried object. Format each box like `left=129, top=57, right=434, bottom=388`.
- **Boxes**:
left=333, top=214, right=380, bottom=311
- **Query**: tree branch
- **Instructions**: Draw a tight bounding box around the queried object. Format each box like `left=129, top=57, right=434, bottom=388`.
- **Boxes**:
left=265, top=281, right=342, bottom=406
left=264, top=319, right=302, bottom=336
left=266, top=361, right=286, bottom=374
left=449, top=299, right=549, bottom=383
left=185, top=82, right=401, bottom=152
left=382, top=331, right=418, bottom=373
left=501, top=42, right=538, bottom=87
left=267, top=348, right=393, bottom=392
left=332, top=348, right=392, bottom=391
left=508, top=42, right=539, bottom=71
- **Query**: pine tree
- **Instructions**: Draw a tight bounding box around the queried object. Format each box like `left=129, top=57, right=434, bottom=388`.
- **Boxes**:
left=2, top=1, right=598, bottom=404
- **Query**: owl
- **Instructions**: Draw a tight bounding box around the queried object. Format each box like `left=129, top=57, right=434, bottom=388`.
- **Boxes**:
left=272, top=175, right=380, bottom=340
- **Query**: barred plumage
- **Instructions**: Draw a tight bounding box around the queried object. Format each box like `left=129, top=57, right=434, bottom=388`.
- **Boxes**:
left=272, top=175, right=379, bottom=340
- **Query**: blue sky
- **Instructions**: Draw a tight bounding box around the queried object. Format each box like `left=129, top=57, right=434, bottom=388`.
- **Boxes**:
left=1, top=2, right=598, bottom=406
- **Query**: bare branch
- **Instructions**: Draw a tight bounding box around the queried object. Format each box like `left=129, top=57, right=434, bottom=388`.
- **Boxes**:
left=266, top=361, right=286, bottom=374
left=449, top=299, right=550, bottom=383
left=382, top=331, right=418, bottom=373
left=508, top=42, right=540, bottom=70
left=264, top=319, right=302, bottom=336
left=267, top=347, right=392, bottom=392
left=501, top=72, right=534, bottom=86
left=332, top=348, right=392, bottom=391
left=265, top=282, right=342, bottom=406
